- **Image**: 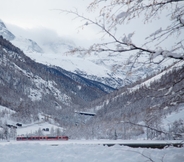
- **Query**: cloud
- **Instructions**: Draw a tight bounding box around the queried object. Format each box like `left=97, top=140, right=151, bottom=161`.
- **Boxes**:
left=5, top=23, right=96, bottom=49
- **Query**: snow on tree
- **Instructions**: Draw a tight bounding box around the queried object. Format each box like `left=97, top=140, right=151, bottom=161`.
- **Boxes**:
left=60, top=0, right=184, bottom=65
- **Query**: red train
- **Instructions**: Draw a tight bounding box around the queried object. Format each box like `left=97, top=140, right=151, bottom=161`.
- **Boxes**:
left=16, top=136, right=69, bottom=141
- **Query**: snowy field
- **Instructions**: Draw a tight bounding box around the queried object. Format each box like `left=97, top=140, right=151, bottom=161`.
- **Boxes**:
left=0, top=140, right=184, bottom=162
left=1, top=99, right=184, bottom=162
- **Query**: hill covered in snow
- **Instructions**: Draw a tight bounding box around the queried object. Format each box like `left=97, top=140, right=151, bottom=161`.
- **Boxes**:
left=0, top=19, right=183, bottom=141
left=64, top=61, right=184, bottom=140
left=0, top=35, right=115, bottom=132
left=1, top=19, right=170, bottom=89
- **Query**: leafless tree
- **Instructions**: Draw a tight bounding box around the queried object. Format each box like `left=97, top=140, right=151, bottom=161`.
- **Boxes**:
left=60, top=0, right=184, bottom=65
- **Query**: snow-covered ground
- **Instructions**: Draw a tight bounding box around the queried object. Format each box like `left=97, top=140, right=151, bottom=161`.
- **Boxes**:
left=162, top=106, right=184, bottom=130
left=16, top=121, right=62, bottom=136
left=0, top=140, right=183, bottom=162
left=0, top=105, right=15, bottom=113
left=1, top=101, right=184, bottom=162
left=0, top=105, right=63, bottom=137
left=0, top=105, right=15, bottom=125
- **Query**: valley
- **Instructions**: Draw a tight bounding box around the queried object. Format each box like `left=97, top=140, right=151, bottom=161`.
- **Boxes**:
left=0, top=0, right=184, bottom=161
left=0, top=19, right=184, bottom=141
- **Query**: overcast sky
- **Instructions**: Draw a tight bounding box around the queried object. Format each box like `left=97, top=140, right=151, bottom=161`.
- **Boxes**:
left=0, top=0, right=99, bottom=46
left=0, top=0, right=183, bottom=49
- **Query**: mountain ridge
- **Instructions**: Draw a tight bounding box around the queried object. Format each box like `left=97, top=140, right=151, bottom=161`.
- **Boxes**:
left=0, top=20, right=183, bottom=140
left=0, top=19, right=168, bottom=89
left=64, top=61, right=184, bottom=139
left=0, top=35, right=114, bottom=125
left=0, top=19, right=15, bottom=41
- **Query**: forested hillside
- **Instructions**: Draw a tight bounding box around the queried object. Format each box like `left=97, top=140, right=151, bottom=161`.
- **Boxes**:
left=0, top=36, right=114, bottom=125
left=65, top=62, right=184, bottom=139
left=0, top=35, right=183, bottom=140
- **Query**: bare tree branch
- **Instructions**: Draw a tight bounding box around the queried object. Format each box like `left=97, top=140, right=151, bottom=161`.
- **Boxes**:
left=58, top=0, right=184, bottom=66
left=123, top=120, right=184, bottom=138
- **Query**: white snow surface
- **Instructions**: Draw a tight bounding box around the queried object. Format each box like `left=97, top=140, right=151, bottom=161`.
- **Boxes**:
left=24, top=52, right=123, bottom=78
left=0, top=105, right=15, bottom=125
left=16, top=121, right=62, bottom=136
left=162, top=107, right=184, bottom=130
left=0, top=105, right=15, bottom=113
left=0, top=140, right=184, bottom=162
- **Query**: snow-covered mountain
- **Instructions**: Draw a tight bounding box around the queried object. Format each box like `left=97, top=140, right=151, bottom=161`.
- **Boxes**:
left=66, top=61, right=184, bottom=139
left=12, top=37, right=43, bottom=54
left=41, top=38, right=75, bottom=54
left=0, top=19, right=166, bottom=88
left=0, top=19, right=43, bottom=54
left=0, top=19, right=15, bottom=41
left=0, top=20, right=183, bottom=140
left=0, top=35, right=114, bottom=125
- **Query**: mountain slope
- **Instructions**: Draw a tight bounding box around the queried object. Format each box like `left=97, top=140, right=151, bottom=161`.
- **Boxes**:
left=64, top=61, right=184, bottom=139
left=0, top=20, right=43, bottom=54
left=0, top=19, right=15, bottom=41
left=0, top=35, right=114, bottom=124
left=2, top=20, right=168, bottom=89
left=12, top=37, right=43, bottom=54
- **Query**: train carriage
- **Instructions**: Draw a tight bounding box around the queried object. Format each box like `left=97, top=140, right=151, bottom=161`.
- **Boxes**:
left=16, top=136, right=68, bottom=141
